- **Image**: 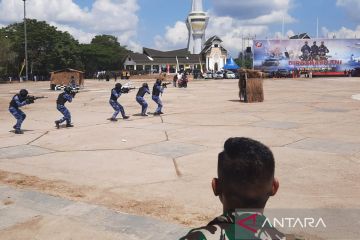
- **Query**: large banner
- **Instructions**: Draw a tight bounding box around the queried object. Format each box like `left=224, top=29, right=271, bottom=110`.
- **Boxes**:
left=253, top=39, right=360, bottom=73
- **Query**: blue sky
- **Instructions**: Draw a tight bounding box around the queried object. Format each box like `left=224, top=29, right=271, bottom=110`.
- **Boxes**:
left=1, top=0, right=360, bottom=55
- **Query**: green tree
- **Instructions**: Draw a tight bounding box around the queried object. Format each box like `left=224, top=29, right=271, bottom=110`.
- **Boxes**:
left=0, top=35, right=17, bottom=77
left=0, top=19, right=83, bottom=78
left=80, top=35, right=130, bottom=76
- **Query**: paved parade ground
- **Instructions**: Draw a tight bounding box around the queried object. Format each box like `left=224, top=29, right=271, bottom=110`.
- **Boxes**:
left=0, top=78, right=360, bottom=239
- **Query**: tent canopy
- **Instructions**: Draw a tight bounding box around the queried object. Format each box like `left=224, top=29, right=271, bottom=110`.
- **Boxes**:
left=224, top=58, right=240, bottom=70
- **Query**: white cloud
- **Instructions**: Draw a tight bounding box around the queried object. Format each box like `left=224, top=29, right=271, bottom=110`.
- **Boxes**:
left=0, top=0, right=140, bottom=48
left=153, top=0, right=296, bottom=56
left=336, top=0, right=360, bottom=21
left=154, top=21, right=188, bottom=50
left=212, top=0, right=295, bottom=24
left=127, top=40, right=143, bottom=53
left=322, top=26, right=360, bottom=39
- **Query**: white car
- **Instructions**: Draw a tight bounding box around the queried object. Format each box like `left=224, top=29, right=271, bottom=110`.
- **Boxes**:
left=225, top=71, right=236, bottom=79
left=214, top=71, right=224, bottom=79
left=204, top=71, right=213, bottom=79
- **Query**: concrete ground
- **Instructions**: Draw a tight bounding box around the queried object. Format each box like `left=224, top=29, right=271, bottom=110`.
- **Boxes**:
left=0, top=77, right=359, bottom=239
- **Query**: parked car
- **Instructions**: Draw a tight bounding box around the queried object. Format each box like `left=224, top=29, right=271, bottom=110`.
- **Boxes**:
left=214, top=71, right=224, bottom=79
left=351, top=67, right=360, bottom=77
left=276, top=69, right=291, bottom=78
left=193, top=69, right=203, bottom=79
left=224, top=71, right=236, bottom=79
left=204, top=71, right=213, bottom=79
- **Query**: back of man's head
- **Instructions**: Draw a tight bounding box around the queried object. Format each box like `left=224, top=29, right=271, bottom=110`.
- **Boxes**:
left=217, top=137, right=276, bottom=209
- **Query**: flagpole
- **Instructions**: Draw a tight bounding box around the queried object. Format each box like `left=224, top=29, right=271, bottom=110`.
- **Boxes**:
left=23, top=0, right=28, bottom=81
left=316, top=17, right=319, bottom=39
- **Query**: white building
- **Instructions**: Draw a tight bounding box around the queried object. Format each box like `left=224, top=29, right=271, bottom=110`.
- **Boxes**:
left=202, top=36, right=228, bottom=71
left=187, top=0, right=209, bottom=54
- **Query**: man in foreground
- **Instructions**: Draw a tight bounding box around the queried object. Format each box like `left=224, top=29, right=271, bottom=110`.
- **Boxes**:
left=179, top=137, right=285, bottom=240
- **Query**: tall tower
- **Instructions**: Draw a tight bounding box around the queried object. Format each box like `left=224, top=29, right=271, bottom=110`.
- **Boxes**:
left=187, top=0, right=209, bottom=54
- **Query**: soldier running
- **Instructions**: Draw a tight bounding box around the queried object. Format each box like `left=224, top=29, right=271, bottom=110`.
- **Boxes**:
left=136, top=83, right=150, bottom=116
left=152, top=79, right=165, bottom=115
left=8, top=89, right=33, bottom=134
left=55, top=86, right=76, bottom=129
left=109, top=83, right=129, bottom=121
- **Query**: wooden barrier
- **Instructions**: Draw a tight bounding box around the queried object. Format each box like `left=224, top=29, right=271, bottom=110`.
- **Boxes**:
left=238, top=69, right=264, bottom=103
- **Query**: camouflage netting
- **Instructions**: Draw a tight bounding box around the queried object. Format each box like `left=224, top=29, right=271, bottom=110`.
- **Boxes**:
left=238, top=69, right=264, bottom=103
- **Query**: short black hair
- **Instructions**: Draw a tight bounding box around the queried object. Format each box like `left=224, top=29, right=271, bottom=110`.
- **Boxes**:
left=218, top=137, right=275, bottom=208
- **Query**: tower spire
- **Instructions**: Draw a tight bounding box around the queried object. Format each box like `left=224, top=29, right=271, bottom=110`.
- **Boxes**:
left=192, top=0, right=203, bottom=12
left=187, top=0, right=208, bottom=54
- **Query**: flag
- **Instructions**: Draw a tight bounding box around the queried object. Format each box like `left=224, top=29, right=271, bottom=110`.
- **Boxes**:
left=176, top=56, right=179, bottom=73
left=19, top=59, right=25, bottom=77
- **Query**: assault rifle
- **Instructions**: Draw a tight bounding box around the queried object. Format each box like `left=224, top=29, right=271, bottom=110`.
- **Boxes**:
left=26, top=96, right=48, bottom=104
left=121, top=87, right=136, bottom=94
left=162, top=82, right=172, bottom=88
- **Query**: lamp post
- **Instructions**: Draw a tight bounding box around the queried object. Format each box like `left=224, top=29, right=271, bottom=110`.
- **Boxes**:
left=23, top=0, right=28, bottom=81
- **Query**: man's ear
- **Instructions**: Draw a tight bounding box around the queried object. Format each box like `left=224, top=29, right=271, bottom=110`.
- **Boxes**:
left=270, top=178, right=279, bottom=196
left=212, top=178, right=221, bottom=196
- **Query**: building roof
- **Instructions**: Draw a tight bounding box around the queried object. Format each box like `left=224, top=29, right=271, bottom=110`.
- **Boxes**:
left=51, top=68, right=84, bottom=74
left=128, top=52, right=153, bottom=64
left=143, top=48, right=193, bottom=58
left=126, top=48, right=202, bottom=65
left=204, top=35, right=223, bottom=46
left=201, top=35, right=227, bottom=54
left=289, top=33, right=311, bottom=39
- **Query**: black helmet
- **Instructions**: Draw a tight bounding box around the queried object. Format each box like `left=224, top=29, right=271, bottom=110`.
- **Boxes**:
left=19, top=89, right=28, bottom=97
left=115, top=83, right=122, bottom=90
left=64, top=86, right=72, bottom=93
left=156, top=79, right=162, bottom=85
left=142, top=83, right=149, bottom=88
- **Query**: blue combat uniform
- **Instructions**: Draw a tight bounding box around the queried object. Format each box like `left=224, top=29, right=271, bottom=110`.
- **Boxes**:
left=56, top=92, right=73, bottom=125
left=136, top=86, right=150, bottom=115
left=109, top=88, right=127, bottom=119
left=152, top=83, right=164, bottom=114
left=9, top=94, right=30, bottom=131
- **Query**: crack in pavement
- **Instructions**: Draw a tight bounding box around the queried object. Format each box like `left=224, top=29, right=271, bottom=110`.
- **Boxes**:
left=26, top=131, right=50, bottom=145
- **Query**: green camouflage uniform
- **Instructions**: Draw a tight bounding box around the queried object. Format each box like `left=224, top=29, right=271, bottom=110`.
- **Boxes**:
left=179, top=211, right=286, bottom=240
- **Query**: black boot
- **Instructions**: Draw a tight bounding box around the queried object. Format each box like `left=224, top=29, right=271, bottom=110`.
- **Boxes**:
left=15, top=129, right=24, bottom=134
left=123, top=116, right=130, bottom=120
left=66, top=123, right=74, bottom=128
left=55, top=121, right=60, bottom=129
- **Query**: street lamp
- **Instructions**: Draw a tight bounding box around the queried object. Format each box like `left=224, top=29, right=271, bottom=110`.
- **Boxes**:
left=23, top=0, right=28, bottom=81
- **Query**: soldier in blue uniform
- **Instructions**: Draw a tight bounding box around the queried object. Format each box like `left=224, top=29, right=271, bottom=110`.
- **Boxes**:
left=8, top=89, right=33, bottom=134
left=109, top=83, right=129, bottom=121
left=55, top=86, right=75, bottom=129
left=152, top=79, right=165, bottom=115
left=136, top=83, right=150, bottom=116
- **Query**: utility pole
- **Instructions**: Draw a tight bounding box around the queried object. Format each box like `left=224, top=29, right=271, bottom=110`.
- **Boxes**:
left=316, top=17, right=319, bottom=39
left=23, top=0, right=28, bottom=81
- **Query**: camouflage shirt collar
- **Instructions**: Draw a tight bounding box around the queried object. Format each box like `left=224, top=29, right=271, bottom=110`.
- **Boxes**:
left=208, top=211, right=236, bottom=226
